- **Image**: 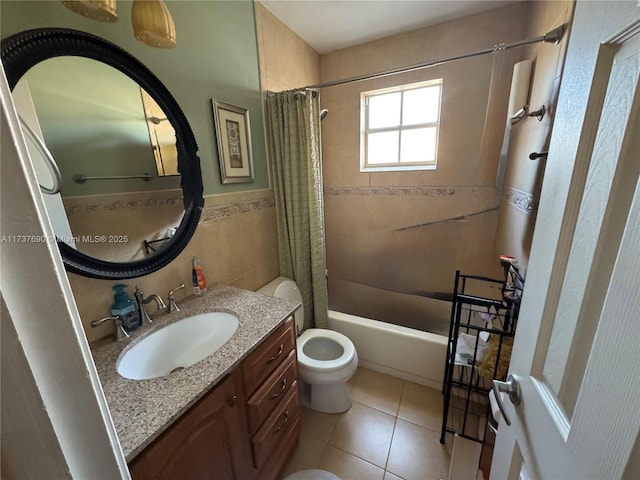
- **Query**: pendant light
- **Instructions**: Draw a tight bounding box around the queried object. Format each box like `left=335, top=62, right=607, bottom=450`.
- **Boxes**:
left=131, top=0, right=176, bottom=49
left=62, top=0, right=118, bottom=22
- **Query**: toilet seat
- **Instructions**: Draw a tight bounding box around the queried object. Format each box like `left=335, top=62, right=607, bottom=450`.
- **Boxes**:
left=283, top=470, right=341, bottom=480
left=297, top=329, right=356, bottom=373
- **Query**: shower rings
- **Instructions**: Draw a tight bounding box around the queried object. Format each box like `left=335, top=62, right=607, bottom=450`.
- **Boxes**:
left=493, top=43, right=506, bottom=54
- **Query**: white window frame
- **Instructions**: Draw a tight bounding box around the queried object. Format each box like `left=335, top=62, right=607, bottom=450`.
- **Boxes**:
left=360, top=79, right=442, bottom=172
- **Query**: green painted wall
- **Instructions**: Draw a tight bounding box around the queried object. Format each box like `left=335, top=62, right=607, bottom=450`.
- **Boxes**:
left=1, top=0, right=268, bottom=195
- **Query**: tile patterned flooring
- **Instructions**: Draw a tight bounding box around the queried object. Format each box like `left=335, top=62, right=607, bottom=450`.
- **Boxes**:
left=280, top=367, right=451, bottom=480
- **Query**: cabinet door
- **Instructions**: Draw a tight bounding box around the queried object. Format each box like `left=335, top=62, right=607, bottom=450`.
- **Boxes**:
left=129, top=375, right=244, bottom=480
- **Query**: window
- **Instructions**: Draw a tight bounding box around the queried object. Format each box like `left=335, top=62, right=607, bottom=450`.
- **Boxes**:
left=360, top=79, right=442, bottom=172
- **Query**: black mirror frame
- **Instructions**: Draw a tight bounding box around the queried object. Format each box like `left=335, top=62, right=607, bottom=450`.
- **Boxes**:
left=1, top=28, right=204, bottom=279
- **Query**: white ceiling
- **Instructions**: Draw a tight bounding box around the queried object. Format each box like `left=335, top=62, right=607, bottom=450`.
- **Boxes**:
left=259, top=0, right=520, bottom=54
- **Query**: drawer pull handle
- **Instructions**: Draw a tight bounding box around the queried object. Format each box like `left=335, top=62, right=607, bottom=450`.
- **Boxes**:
left=271, top=411, right=289, bottom=434
left=267, top=344, right=284, bottom=363
left=269, top=378, right=287, bottom=400
left=227, top=395, right=238, bottom=407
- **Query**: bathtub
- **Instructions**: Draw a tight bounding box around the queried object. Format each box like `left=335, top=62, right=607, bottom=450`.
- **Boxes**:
left=327, top=310, right=447, bottom=390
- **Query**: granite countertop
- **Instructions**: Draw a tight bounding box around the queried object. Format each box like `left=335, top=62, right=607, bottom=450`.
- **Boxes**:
left=90, top=284, right=299, bottom=461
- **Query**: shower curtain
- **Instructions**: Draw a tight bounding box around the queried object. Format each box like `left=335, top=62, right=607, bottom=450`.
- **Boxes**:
left=266, top=90, right=328, bottom=330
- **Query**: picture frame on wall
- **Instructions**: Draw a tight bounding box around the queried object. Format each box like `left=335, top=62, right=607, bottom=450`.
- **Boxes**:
left=211, top=99, right=254, bottom=184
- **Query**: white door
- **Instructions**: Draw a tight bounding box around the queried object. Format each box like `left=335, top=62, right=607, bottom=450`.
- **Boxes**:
left=491, top=1, right=640, bottom=479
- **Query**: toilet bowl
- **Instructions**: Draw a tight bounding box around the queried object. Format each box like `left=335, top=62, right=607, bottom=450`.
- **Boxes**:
left=283, top=469, right=341, bottom=480
left=258, top=277, right=358, bottom=413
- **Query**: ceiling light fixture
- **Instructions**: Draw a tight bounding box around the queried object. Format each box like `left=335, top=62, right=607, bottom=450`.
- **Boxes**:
left=61, top=0, right=176, bottom=48
left=131, top=0, right=176, bottom=49
left=62, top=0, right=118, bottom=22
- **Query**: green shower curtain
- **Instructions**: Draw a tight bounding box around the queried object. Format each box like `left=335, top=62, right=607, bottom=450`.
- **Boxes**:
left=266, top=90, right=328, bottom=330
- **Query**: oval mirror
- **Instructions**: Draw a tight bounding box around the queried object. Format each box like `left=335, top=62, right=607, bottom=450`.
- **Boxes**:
left=1, top=28, right=204, bottom=279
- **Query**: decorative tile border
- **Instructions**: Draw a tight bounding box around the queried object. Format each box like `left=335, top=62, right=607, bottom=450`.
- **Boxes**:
left=200, top=197, right=275, bottom=223
left=324, top=186, right=455, bottom=197
left=66, top=194, right=183, bottom=215
left=65, top=191, right=276, bottom=223
left=67, top=187, right=528, bottom=224
left=502, top=187, right=537, bottom=215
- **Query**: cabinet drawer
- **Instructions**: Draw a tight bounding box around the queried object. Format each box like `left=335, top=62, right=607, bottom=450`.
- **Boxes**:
left=246, top=350, right=298, bottom=434
left=256, top=407, right=302, bottom=480
left=251, top=385, right=300, bottom=468
left=242, top=317, right=295, bottom=396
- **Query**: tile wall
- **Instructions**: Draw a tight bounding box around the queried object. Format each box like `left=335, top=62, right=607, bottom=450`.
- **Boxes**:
left=493, top=1, right=575, bottom=273
left=319, top=4, right=531, bottom=331
left=75, top=189, right=279, bottom=343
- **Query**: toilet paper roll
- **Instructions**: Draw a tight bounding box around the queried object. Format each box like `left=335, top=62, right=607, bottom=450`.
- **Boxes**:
left=508, top=59, right=533, bottom=118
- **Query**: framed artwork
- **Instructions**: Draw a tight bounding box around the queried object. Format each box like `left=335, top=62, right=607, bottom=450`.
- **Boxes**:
left=211, top=99, right=254, bottom=184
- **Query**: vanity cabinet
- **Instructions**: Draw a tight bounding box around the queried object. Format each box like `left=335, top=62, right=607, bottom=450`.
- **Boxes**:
left=128, top=316, right=301, bottom=480
left=128, top=375, right=246, bottom=480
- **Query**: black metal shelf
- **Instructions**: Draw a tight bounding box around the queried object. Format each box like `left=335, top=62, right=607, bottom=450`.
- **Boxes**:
left=440, top=268, right=523, bottom=445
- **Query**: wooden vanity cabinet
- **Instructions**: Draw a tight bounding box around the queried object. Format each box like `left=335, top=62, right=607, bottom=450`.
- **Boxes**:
left=128, top=374, right=247, bottom=480
left=129, top=316, right=301, bottom=480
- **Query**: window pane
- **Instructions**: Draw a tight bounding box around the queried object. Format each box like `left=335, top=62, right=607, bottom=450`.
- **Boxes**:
left=367, top=131, right=399, bottom=164
left=400, top=128, right=436, bottom=163
left=402, top=86, right=440, bottom=125
left=368, top=92, right=401, bottom=128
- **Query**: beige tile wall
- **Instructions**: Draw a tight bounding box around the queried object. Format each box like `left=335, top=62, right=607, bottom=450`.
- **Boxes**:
left=320, top=4, right=531, bottom=330
left=63, top=190, right=184, bottom=262
left=253, top=2, right=573, bottom=333
left=73, top=189, right=280, bottom=343
left=255, top=2, right=320, bottom=93
left=494, top=0, right=575, bottom=273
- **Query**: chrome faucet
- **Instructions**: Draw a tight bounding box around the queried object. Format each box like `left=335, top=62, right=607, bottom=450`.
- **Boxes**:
left=134, top=285, right=167, bottom=325
left=167, top=283, right=185, bottom=313
left=90, top=315, right=129, bottom=341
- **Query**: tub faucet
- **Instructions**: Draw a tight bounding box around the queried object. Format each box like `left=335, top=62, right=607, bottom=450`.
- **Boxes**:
left=167, top=283, right=185, bottom=313
left=134, top=285, right=167, bottom=325
left=90, top=315, right=129, bottom=341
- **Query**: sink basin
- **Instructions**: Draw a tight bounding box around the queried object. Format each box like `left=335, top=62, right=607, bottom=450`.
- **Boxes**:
left=117, top=312, right=239, bottom=380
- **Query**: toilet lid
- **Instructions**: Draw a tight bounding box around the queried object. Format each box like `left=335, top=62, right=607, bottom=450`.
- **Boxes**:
left=283, top=469, right=341, bottom=480
left=297, top=329, right=356, bottom=372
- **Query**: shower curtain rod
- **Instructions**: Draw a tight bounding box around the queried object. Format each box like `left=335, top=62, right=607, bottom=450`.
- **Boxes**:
left=286, top=25, right=565, bottom=93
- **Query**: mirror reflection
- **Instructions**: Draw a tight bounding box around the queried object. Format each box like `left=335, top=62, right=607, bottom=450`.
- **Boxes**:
left=15, top=56, right=184, bottom=263
left=141, top=88, right=179, bottom=177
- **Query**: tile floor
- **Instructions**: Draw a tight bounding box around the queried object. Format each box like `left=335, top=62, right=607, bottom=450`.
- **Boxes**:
left=279, top=367, right=452, bottom=480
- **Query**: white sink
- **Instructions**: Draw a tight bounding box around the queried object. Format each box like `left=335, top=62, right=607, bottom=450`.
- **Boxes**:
left=117, top=312, right=239, bottom=380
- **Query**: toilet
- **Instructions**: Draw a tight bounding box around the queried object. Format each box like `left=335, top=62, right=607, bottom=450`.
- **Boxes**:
left=258, top=277, right=358, bottom=414
left=283, top=470, right=341, bottom=480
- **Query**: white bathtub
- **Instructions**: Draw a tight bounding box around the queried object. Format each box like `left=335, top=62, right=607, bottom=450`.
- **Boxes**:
left=327, top=310, right=447, bottom=390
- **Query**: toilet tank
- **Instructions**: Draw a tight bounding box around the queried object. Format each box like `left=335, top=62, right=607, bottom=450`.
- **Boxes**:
left=258, top=277, right=304, bottom=332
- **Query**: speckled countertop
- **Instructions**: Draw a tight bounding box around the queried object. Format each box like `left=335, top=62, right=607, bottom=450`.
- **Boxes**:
left=90, top=284, right=299, bottom=461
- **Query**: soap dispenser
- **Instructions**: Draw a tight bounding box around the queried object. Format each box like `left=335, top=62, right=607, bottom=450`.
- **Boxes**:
left=111, top=284, right=141, bottom=332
